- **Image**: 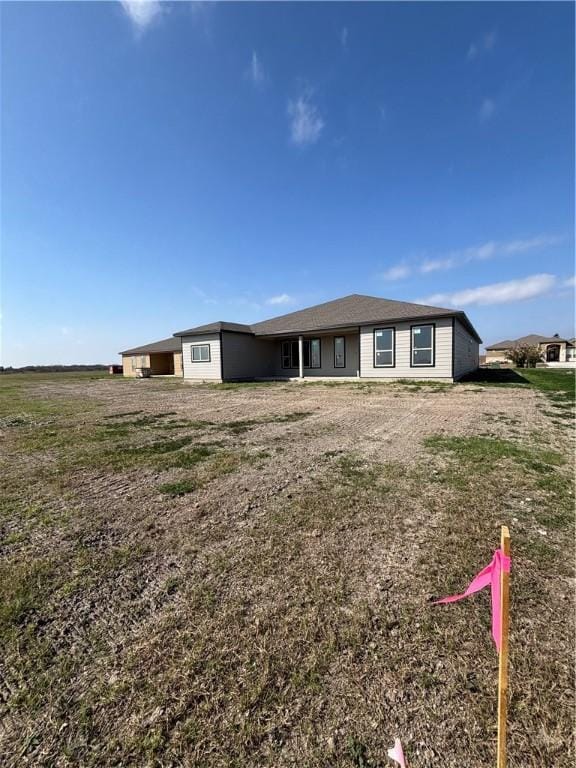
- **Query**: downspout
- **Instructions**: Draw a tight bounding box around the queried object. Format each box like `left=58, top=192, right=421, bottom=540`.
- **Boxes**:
left=298, top=335, right=304, bottom=380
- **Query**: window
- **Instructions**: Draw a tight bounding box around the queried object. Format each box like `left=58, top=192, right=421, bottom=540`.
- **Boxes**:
left=567, top=346, right=576, bottom=361
left=282, top=339, right=320, bottom=369
left=191, top=344, right=210, bottom=363
left=334, top=336, right=345, bottom=368
left=374, top=328, right=395, bottom=367
left=411, top=324, right=435, bottom=366
left=307, top=339, right=321, bottom=369
left=282, top=341, right=299, bottom=368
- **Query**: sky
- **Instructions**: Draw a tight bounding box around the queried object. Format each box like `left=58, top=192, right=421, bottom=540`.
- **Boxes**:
left=1, top=0, right=574, bottom=365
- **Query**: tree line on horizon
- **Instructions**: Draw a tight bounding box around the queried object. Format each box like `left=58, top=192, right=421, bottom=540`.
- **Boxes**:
left=0, top=364, right=109, bottom=374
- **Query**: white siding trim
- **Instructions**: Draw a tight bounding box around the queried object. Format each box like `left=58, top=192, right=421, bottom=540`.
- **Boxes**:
left=181, top=333, right=222, bottom=380
left=360, top=318, right=453, bottom=379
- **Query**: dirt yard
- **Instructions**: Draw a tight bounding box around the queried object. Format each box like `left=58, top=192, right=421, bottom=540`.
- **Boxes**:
left=0, top=372, right=574, bottom=767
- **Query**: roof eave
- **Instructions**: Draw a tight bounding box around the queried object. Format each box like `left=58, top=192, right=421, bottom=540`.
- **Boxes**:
left=255, top=310, right=482, bottom=343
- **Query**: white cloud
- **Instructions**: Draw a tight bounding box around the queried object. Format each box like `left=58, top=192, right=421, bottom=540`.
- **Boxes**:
left=287, top=92, right=324, bottom=146
left=420, top=274, right=556, bottom=308
left=381, top=264, right=411, bottom=281
left=479, top=98, right=495, bottom=121
left=341, top=26, right=349, bottom=49
left=418, top=234, right=562, bottom=274
left=190, top=286, right=217, bottom=305
left=249, top=51, right=265, bottom=86
left=502, top=235, right=562, bottom=254
left=484, top=29, right=497, bottom=51
left=467, top=29, right=497, bottom=61
left=563, top=276, right=576, bottom=288
left=120, top=1, right=162, bottom=30
left=265, top=293, right=295, bottom=306
left=467, top=43, right=478, bottom=61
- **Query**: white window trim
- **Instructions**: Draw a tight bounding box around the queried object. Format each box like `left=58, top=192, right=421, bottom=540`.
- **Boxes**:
left=374, top=327, right=395, bottom=368
left=411, top=324, right=435, bottom=367
left=191, top=344, right=210, bottom=363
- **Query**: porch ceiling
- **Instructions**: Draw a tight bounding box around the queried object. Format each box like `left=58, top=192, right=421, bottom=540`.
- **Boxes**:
left=257, top=326, right=360, bottom=340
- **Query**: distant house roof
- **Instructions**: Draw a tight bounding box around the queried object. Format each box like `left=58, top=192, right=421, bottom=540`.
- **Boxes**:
left=486, top=333, right=570, bottom=350
left=120, top=336, right=182, bottom=355
left=174, top=294, right=482, bottom=342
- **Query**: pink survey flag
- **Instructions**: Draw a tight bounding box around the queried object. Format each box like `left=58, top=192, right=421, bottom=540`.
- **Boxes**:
left=434, top=548, right=511, bottom=652
left=387, top=737, right=407, bottom=768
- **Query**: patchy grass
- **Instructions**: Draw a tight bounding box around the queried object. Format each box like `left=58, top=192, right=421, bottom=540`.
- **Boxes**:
left=463, top=366, right=576, bottom=399
left=0, top=373, right=573, bottom=768
left=424, top=434, right=565, bottom=470
left=202, top=381, right=286, bottom=391
left=518, top=368, right=575, bottom=402
left=158, top=480, right=197, bottom=497
left=217, top=411, right=312, bottom=434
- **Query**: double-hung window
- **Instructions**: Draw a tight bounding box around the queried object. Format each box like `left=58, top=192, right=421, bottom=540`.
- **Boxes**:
left=334, top=336, right=345, bottom=368
left=411, top=324, right=435, bottom=366
left=374, top=328, right=395, bottom=367
left=191, top=344, right=210, bottom=363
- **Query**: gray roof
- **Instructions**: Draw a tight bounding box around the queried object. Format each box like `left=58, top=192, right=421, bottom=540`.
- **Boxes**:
left=120, top=336, right=182, bottom=355
left=486, top=333, right=569, bottom=350
left=174, top=294, right=482, bottom=342
left=173, top=321, right=253, bottom=337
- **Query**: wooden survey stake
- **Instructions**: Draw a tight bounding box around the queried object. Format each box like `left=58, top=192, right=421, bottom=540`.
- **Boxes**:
left=496, top=525, right=511, bottom=768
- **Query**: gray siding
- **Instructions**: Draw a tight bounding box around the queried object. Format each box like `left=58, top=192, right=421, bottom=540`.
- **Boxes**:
left=360, top=318, right=453, bottom=379
left=453, top=318, right=479, bottom=379
left=221, top=332, right=276, bottom=379
left=181, top=333, right=221, bottom=380
left=269, top=333, right=360, bottom=378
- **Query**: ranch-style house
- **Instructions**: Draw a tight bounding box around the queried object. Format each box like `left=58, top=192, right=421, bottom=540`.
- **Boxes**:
left=121, top=294, right=481, bottom=382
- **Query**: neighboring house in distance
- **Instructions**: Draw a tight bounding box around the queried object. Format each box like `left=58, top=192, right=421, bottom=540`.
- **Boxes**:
left=120, top=336, right=183, bottom=377
left=173, top=294, right=481, bottom=382
left=485, top=334, right=576, bottom=368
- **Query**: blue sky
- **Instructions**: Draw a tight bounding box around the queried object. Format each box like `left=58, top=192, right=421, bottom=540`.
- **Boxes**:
left=2, top=1, right=574, bottom=365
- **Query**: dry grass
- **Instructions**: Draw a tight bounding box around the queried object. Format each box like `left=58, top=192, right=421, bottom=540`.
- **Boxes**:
left=0, top=371, right=574, bottom=767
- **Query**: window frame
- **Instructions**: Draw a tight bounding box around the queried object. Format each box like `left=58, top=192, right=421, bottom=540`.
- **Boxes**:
left=281, top=340, right=298, bottom=369
left=281, top=338, right=321, bottom=369
left=190, top=344, right=211, bottom=363
left=334, top=336, right=346, bottom=368
left=373, top=327, right=396, bottom=368
left=410, top=323, right=436, bottom=367
left=306, top=338, right=321, bottom=369
left=566, top=346, right=576, bottom=361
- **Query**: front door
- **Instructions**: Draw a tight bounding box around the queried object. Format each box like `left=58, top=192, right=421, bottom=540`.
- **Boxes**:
left=546, top=344, right=560, bottom=362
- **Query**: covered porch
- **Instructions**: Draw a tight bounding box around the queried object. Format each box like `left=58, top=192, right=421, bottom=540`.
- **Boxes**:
left=259, top=329, right=360, bottom=379
left=120, top=336, right=184, bottom=378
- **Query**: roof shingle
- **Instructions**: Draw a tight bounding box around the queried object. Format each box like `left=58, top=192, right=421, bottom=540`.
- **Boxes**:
left=173, top=321, right=253, bottom=337
left=173, top=294, right=482, bottom=342
left=120, top=336, right=182, bottom=355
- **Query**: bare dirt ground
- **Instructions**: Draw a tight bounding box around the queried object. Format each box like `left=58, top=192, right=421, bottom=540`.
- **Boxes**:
left=0, top=373, right=574, bottom=767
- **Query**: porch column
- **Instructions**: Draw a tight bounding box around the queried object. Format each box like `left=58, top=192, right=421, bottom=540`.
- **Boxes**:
left=298, top=335, right=304, bottom=379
